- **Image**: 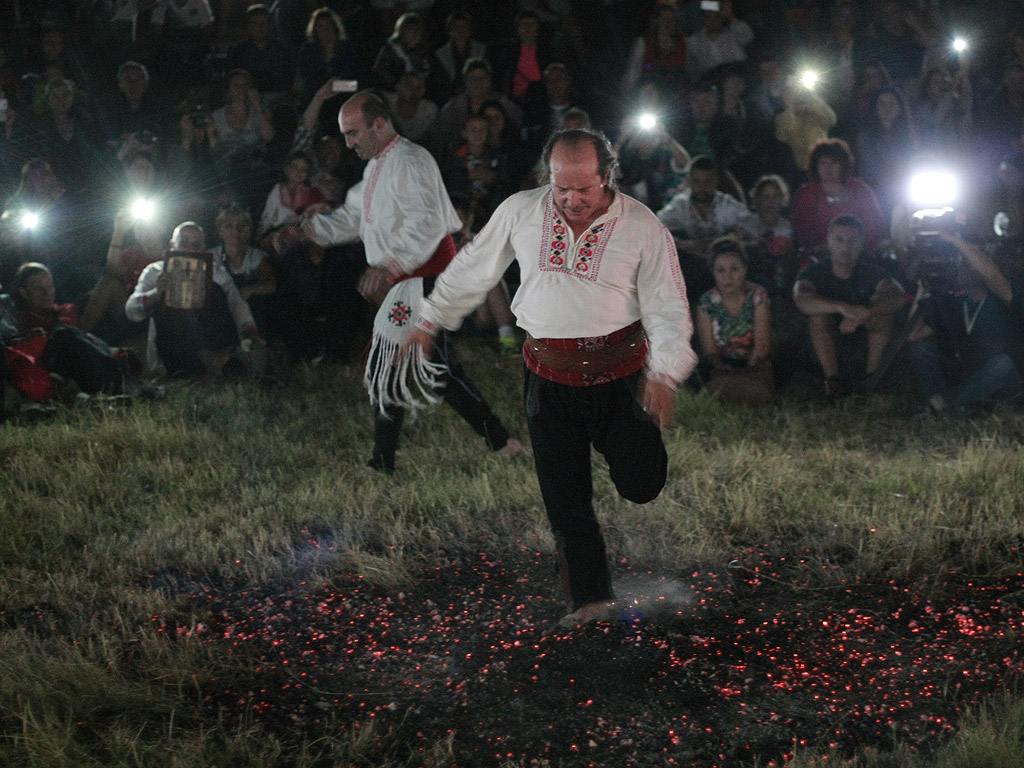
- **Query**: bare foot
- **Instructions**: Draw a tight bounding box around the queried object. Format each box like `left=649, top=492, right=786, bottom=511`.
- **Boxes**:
left=557, top=600, right=617, bottom=629
left=496, top=438, right=524, bottom=458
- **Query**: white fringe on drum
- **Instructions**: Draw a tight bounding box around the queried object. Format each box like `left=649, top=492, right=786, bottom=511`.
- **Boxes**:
left=364, top=277, right=447, bottom=414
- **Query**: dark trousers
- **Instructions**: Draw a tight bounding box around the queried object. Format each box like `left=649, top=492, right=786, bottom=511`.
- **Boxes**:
left=524, top=369, right=668, bottom=610
left=153, top=285, right=238, bottom=378
left=371, top=329, right=511, bottom=471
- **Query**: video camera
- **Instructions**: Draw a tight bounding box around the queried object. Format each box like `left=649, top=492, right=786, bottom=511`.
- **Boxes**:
left=907, top=169, right=962, bottom=288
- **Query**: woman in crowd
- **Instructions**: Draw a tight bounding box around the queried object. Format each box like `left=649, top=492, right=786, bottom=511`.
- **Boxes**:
left=210, top=69, right=274, bottom=184
left=790, top=138, right=886, bottom=258
left=295, top=7, right=360, bottom=109
left=212, top=203, right=276, bottom=335
left=696, top=237, right=775, bottom=404
left=738, top=174, right=794, bottom=295
left=854, top=87, right=918, bottom=225
left=913, top=66, right=972, bottom=154
left=371, top=12, right=432, bottom=92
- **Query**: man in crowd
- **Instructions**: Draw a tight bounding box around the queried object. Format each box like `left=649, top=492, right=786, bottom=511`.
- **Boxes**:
left=302, top=91, right=521, bottom=473
left=406, top=129, right=696, bottom=628
left=792, top=214, right=904, bottom=397
left=657, top=154, right=749, bottom=301
left=126, top=221, right=261, bottom=381
left=905, top=233, right=1023, bottom=415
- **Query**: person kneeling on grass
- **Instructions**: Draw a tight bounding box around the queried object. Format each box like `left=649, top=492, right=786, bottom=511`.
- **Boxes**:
left=125, top=221, right=264, bottom=382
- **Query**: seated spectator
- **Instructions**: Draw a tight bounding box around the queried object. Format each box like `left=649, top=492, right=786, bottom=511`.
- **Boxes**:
left=737, top=174, right=794, bottom=295
left=386, top=71, right=438, bottom=144
left=441, top=115, right=512, bottom=228
left=791, top=138, right=886, bottom=260
left=263, top=221, right=367, bottom=365
left=774, top=74, right=837, bottom=178
left=211, top=203, right=276, bottom=334
left=0, top=158, right=73, bottom=290
left=10, top=261, right=79, bottom=335
left=905, top=233, right=1023, bottom=416
left=657, top=155, right=749, bottom=302
left=28, top=78, right=103, bottom=206
left=854, top=87, right=918, bottom=225
left=615, top=114, right=690, bottom=212
left=492, top=9, right=553, bottom=106
left=912, top=66, right=972, bottom=155
left=431, top=58, right=522, bottom=158
left=81, top=201, right=167, bottom=342
left=430, top=10, right=487, bottom=105
left=521, top=63, right=584, bottom=159
left=258, top=151, right=326, bottom=237
left=99, top=61, right=169, bottom=155
left=685, top=0, right=754, bottom=84
left=792, top=214, right=904, bottom=397
left=675, top=81, right=742, bottom=191
left=295, top=7, right=359, bottom=115
left=125, top=221, right=261, bottom=380
left=6, top=262, right=132, bottom=402
left=210, top=69, right=275, bottom=201
left=371, top=12, right=432, bottom=93
left=166, top=105, right=222, bottom=224
left=149, top=0, right=216, bottom=85
left=621, top=2, right=689, bottom=96
left=227, top=4, right=295, bottom=106
left=696, top=237, right=775, bottom=404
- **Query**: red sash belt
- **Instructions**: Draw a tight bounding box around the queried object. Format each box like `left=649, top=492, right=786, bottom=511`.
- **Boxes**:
left=524, top=321, right=648, bottom=386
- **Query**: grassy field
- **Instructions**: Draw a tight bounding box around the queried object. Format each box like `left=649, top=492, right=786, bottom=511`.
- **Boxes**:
left=2, top=343, right=1023, bottom=767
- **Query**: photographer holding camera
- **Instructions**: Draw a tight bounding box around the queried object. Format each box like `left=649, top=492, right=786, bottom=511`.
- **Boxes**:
left=905, top=232, right=1023, bottom=416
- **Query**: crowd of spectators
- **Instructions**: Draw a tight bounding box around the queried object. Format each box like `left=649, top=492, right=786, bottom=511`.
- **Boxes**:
left=1, top=0, right=1023, bottom=415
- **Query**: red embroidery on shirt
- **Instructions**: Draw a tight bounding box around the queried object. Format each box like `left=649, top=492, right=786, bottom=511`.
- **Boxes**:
left=363, top=135, right=401, bottom=226
left=538, top=194, right=616, bottom=281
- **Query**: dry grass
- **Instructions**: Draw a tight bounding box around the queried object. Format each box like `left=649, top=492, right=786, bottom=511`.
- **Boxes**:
left=2, top=342, right=1024, bottom=766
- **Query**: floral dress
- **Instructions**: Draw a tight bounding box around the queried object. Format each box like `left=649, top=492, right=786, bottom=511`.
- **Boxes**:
left=698, top=282, right=768, bottom=365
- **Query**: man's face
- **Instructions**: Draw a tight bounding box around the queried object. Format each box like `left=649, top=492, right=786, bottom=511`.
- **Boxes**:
left=118, top=67, right=149, bottom=101
left=689, top=168, right=718, bottom=205
left=340, top=102, right=384, bottom=160
left=464, top=68, right=492, bottom=101
left=549, top=141, right=609, bottom=227
left=544, top=66, right=570, bottom=102
left=173, top=225, right=207, bottom=253
left=248, top=13, right=271, bottom=46
left=464, top=118, right=488, bottom=151
left=826, top=224, right=862, bottom=271
left=20, top=271, right=56, bottom=313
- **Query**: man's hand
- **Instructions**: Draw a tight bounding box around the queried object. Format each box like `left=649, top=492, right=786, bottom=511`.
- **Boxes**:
left=357, top=265, right=392, bottom=306
left=639, top=378, right=676, bottom=431
left=838, top=303, right=871, bottom=333
left=403, top=326, right=437, bottom=357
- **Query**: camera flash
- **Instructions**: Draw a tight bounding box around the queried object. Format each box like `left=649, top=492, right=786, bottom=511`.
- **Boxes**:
left=799, top=70, right=819, bottom=90
left=21, top=211, right=40, bottom=230
left=638, top=113, right=657, bottom=130
left=131, top=198, right=156, bottom=221
left=952, top=37, right=968, bottom=53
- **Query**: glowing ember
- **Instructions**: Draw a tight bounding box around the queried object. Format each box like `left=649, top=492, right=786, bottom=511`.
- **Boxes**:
left=145, top=545, right=1024, bottom=766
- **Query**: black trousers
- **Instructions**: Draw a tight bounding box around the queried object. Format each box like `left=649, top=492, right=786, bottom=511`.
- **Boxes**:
left=524, top=369, right=668, bottom=610
left=370, top=329, right=511, bottom=471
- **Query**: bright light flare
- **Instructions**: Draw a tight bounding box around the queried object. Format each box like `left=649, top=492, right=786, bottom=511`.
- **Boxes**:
left=131, top=198, right=156, bottom=221
left=799, top=70, right=820, bottom=90
left=637, top=113, right=657, bottom=131
left=952, top=37, right=968, bottom=53
left=909, top=170, right=958, bottom=208
left=21, top=211, right=40, bottom=230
